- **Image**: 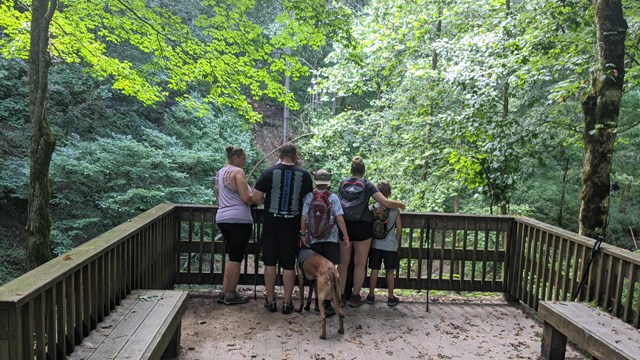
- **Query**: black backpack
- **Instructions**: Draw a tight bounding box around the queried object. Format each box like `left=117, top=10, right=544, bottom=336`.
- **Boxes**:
left=338, top=178, right=371, bottom=222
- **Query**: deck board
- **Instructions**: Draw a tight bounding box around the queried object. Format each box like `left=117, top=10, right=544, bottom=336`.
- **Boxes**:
left=179, top=293, right=589, bottom=359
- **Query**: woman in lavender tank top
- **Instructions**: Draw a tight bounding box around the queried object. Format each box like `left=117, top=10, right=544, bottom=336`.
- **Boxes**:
left=215, top=146, right=254, bottom=305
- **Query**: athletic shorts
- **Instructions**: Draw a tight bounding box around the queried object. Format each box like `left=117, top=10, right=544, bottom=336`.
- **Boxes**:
left=261, top=216, right=299, bottom=270
left=341, top=220, right=374, bottom=242
left=310, top=241, right=340, bottom=265
left=368, top=248, right=398, bottom=270
left=217, top=223, right=252, bottom=262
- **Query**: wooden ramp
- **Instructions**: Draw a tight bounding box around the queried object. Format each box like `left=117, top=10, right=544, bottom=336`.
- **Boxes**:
left=178, top=293, right=589, bottom=359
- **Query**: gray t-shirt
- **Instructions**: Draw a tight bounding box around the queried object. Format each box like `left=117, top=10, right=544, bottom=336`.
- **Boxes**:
left=371, top=206, right=399, bottom=252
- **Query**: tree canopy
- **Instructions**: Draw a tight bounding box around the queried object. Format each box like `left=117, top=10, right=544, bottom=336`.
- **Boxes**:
left=0, top=0, right=639, bottom=282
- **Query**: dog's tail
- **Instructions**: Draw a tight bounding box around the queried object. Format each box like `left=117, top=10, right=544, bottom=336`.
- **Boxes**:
left=331, top=268, right=342, bottom=307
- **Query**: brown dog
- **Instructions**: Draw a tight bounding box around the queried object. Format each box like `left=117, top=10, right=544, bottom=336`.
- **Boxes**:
left=295, top=249, right=345, bottom=339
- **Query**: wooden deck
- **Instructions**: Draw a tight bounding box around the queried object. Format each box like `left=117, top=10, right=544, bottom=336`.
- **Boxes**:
left=178, top=292, right=588, bottom=360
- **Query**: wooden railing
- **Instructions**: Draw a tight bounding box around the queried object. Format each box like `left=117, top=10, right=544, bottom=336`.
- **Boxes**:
left=508, top=216, right=640, bottom=328
left=1, top=203, right=639, bottom=359
left=173, top=206, right=512, bottom=294
left=0, top=204, right=176, bottom=360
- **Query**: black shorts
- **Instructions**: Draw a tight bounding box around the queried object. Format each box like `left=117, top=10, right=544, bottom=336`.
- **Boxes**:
left=217, top=223, right=252, bottom=262
left=310, top=242, right=340, bottom=265
left=342, top=220, right=373, bottom=242
left=368, top=248, right=398, bottom=270
left=261, top=216, right=299, bottom=270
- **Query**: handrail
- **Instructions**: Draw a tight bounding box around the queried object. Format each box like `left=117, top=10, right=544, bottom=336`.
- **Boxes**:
left=1, top=203, right=638, bottom=359
left=0, top=204, right=177, bottom=360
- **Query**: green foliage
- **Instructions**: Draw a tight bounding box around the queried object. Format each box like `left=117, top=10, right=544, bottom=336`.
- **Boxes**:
left=0, top=227, right=25, bottom=284
left=49, top=102, right=255, bottom=253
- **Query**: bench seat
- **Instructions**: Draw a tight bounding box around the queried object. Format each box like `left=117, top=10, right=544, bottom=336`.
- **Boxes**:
left=538, top=301, right=640, bottom=360
left=70, top=289, right=188, bottom=360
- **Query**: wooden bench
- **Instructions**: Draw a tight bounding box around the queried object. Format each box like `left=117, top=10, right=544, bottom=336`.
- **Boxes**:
left=70, top=290, right=188, bottom=360
left=538, top=301, right=640, bottom=360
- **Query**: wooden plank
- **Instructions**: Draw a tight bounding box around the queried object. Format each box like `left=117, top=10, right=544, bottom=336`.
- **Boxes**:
left=35, top=298, right=46, bottom=358
left=612, top=260, right=626, bottom=317
left=557, top=238, right=575, bottom=301
left=471, top=221, right=479, bottom=291
left=538, top=301, right=640, bottom=360
left=624, top=264, right=637, bottom=324
left=540, top=231, right=551, bottom=301
left=45, top=287, right=56, bottom=360
left=72, top=290, right=166, bottom=359
left=120, top=290, right=187, bottom=359
left=461, top=222, right=468, bottom=291
left=82, top=265, right=91, bottom=337
left=548, top=234, right=559, bottom=301
left=22, top=301, right=34, bottom=359
left=55, top=281, right=66, bottom=359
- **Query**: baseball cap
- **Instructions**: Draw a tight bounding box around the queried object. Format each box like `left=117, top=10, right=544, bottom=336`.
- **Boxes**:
left=314, top=169, right=331, bottom=186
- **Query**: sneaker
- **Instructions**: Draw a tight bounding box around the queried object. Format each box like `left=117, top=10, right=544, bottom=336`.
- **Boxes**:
left=216, top=293, right=225, bottom=304
left=324, top=300, right=336, bottom=317
left=223, top=293, right=249, bottom=305
left=387, top=296, right=400, bottom=307
left=349, top=294, right=366, bottom=308
left=264, top=299, right=277, bottom=313
left=366, top=294, right=375, bottom=304
left=282, top=302, right=294, bottom=314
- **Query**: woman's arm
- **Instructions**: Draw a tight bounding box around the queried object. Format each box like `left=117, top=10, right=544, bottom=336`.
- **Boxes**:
left=233, top=168, right=254, bottom=205
left=395, top=212, right=402, bottom=242
left=371, top=192, right=405, bottom=211
left=335, top=215, right=350, bottom=247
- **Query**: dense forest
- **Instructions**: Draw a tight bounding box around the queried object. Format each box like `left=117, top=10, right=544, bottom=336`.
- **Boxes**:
left=1, top=0, right=639, bottom=285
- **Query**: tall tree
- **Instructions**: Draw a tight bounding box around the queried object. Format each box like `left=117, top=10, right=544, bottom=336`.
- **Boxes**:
left=579, top=0, right=627, bottom=239
left=25, top=0, right=58, bottom=269
left=1, top=0, right=353, bottom=267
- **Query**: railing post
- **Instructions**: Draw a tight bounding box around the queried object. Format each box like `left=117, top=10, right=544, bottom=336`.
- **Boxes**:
left=0, top=304, right=22, bottom=360
left=504, top=218, right=520, bottom=303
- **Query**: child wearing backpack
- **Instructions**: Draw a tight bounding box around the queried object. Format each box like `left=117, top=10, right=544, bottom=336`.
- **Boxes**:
left=366, top=181, right=402, bottom=306
left=300, top=169, right=350, bottom=316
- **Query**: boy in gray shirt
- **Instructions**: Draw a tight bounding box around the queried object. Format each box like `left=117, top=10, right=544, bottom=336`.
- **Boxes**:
left=366, top=181, right=402, bottom=306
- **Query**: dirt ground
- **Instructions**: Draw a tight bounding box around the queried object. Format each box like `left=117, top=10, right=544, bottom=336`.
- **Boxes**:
left=178, top=286, right=587, bottom=360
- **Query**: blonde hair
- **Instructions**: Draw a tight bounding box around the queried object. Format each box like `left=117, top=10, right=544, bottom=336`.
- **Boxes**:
left=350, top=156, right=365, bottom=176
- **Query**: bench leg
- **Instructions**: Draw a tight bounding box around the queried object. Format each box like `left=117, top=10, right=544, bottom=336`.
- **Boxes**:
left=161, top=320, right=182, bottom=360
left=541, top=321, right=567, bottom=360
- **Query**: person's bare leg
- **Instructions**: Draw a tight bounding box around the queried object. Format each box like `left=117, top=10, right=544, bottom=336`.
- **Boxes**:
left=368, top=269, right=379, bottom=297
left=283, top=269, right=296, bottom=304
left=264, top=265, right=276, bottom=301
left=351, top=239, right=372, bottom=297
left=225, top=261, right=241, bottom=296
left=386, top=269, right=396, bottom=298
left=338, top=242, right=352, bottom=295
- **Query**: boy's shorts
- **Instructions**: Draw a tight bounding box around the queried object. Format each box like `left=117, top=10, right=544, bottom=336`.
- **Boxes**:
left=310, top=241, right=340, bottom=265
left=368, top=248, right=398, bottom=270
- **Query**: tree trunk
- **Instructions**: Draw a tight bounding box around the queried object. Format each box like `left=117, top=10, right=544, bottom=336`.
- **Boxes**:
left=579, top=0, right=627, bottom=239
left=26, top=0, right=57, bottom=270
